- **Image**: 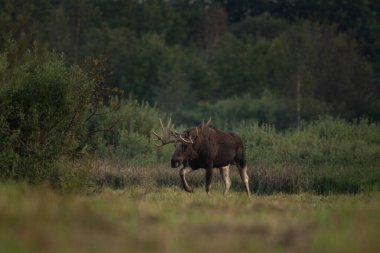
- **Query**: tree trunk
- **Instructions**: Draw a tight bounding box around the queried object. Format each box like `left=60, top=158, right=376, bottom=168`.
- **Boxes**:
left=74, top=17, right=81, bottom=64
left=297, top=69, right=301, bottom=129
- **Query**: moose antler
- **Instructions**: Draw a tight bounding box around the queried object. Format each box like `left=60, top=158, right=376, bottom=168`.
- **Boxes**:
left=179, top=134, right=194, bottom=144
left=152, top=118, right=177, bottom=147
left=201, top=117, right=212, bottom=128
left=153, top=118, right=201, bottom=146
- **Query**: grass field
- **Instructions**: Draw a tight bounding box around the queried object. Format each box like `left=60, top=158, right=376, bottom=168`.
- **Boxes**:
left=0, top=164, right=379, bottom=253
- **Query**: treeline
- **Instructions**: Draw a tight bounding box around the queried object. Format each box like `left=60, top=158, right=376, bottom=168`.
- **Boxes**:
left=1, top=0, right=379, bottom=128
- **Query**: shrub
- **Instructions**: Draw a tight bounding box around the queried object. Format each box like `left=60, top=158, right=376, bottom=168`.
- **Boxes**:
left=0, top=49, right=94, bottom=183
left=88, top=98, right=172, bottom=165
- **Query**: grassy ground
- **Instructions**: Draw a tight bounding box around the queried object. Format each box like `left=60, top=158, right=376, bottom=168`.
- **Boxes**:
left=0, top=172, right=379, bottom=253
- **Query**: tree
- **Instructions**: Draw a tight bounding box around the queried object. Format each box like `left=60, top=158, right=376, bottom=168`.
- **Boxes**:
left=43, top=0, right=99, bottom=64
left=270, top=22, right=376, bottom=121
left=0, top=0, right=50, bottom=61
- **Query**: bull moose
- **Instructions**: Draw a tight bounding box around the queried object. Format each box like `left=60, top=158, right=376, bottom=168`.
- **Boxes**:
left=153, top=118, right=251, bottom=196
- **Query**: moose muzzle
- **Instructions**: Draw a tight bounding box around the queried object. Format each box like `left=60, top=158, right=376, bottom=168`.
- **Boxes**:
left=171, top=159, right=181, bottom=168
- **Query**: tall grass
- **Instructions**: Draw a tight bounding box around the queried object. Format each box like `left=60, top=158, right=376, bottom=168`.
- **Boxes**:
left=235, top=117, right=380, bottom=194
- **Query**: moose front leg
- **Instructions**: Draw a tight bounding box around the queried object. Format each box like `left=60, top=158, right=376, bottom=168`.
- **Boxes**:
left=179, top=167, right=194, bottom=193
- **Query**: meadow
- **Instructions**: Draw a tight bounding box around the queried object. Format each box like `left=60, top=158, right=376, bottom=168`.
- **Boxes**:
left=0, top=173, right=379, bottom=253
left=2, top=115, right=379, bottom=253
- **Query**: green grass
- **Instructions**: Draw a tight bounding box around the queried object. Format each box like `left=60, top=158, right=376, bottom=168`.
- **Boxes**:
left=0, top=179, right=379, bottom=253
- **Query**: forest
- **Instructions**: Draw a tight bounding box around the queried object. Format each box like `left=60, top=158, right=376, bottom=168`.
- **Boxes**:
left=1, top=0, right=379, bottom=128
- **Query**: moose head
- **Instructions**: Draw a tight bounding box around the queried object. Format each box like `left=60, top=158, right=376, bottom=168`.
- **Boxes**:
left=152, top=118, right=211, bottom=168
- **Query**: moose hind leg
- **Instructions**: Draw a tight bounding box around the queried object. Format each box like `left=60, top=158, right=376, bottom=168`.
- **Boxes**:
left=238, top=165, right=251, bottom=197
left=219, top=166, right=231, bottom=195
left=179, top=167, right=194, bottom=193
left=205, top=169, right=213, bottom=194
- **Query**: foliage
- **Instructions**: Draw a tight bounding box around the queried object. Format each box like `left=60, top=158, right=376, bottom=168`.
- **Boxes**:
left=111, top=98, right=169, bottom=164
left=204, top=21, right=376, bottom=127
left=235, top=117, right=380, bottom=194
left=0, top=49, right=94, bottom=182
left=1, top=0, right=379, bottom=126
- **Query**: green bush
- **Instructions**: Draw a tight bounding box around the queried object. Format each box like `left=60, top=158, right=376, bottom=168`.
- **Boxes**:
left=89, top=98, right=172, bottom=165
left=116, top=131, right=153, bottom=160
left=0, top=50, right=93, bottom=183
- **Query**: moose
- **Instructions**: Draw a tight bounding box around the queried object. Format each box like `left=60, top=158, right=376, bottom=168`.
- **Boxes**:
left=153, top=118, right=251, bottom=196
